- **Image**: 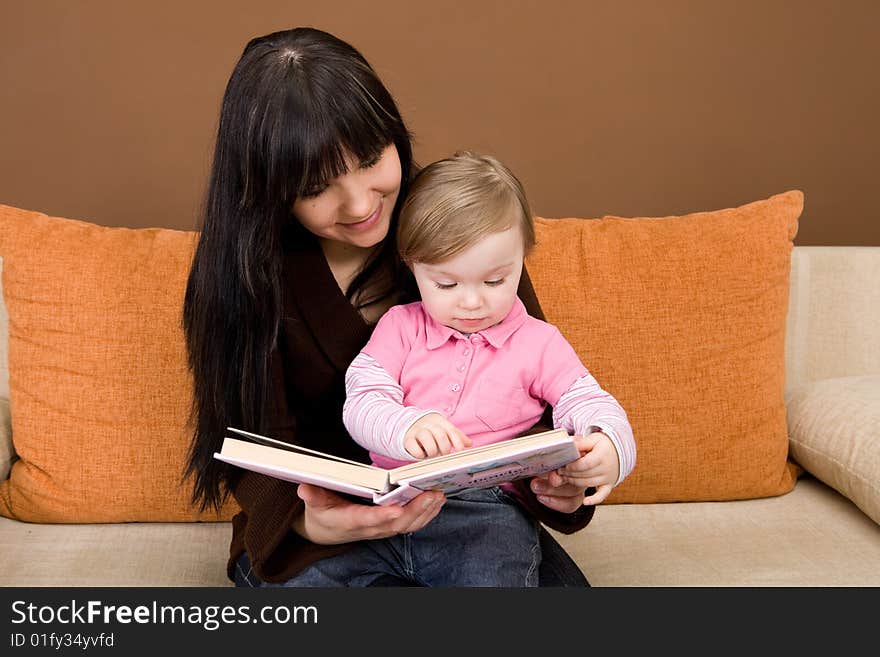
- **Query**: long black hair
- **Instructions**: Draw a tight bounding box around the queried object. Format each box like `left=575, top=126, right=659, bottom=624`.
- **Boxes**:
left=183, top=27, right=415, bottom=511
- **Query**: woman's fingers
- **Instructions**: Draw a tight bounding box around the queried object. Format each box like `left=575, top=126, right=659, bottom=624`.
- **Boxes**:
left=322, top=487, right=444, bottom=541
left=534, top=491, right=583, bottom=514
left=531, top=474, right=583, bottom=497
left=394, top=492, right=445, bottom=534
left=297, top=484, right=404, bottom=544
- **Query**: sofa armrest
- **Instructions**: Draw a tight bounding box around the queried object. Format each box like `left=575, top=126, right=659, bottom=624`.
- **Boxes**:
left=785, top=246, right=880, bottom=393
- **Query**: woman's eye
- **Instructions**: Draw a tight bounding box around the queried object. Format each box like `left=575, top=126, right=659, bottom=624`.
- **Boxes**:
left=434, top=282, right=456, bottom=290
left=300, top=184, right=327, bottom=199
left=485, top=279, right=505, bottom=287
left=360, top=154, right=381, bottom=169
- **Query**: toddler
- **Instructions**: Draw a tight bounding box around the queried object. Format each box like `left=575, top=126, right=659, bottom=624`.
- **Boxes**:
left=343, top=151, right=635, bottom=586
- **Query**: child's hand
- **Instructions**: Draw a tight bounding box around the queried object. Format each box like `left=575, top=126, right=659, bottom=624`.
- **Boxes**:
left=404, top=413, right=472, bottom=459
left=536, top=432, right=620, bottom=507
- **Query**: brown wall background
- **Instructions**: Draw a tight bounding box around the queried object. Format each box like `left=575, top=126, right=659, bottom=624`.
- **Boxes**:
left=1, top=0, right=878, bottom=245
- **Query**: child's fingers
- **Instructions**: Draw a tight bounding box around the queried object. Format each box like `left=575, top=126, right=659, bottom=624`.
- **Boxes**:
left=404, top=437, right=426, bottom=459
left=448, top=427, right=471, bottom=452
left=559, top=474, right=612, bottom=489
left=433, top=432, right=455, bottom=455
left=559, top=452, right=600, bottom=476
left=417, top=432, right=440, bottom=458
left=408, top=420, right=469, bottom=458
left=555, top=460, right=615, bottom=486
left=582, top=484, right=613, bottom=506
left=407, top=429, right=441, bottom=458
left=573, top=431, right=606, bottom=453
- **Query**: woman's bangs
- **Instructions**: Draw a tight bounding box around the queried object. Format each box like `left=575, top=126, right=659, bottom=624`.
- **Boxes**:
left=294, top=83, right=395, bottom=197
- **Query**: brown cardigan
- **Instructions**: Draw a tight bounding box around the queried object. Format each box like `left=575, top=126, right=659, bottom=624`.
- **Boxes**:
left=228, top=235, right=593, bottom=583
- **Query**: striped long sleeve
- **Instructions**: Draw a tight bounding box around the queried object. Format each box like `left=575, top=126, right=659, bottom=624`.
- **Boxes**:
left=342, top=352, right=437, bottom=461
left=552, top=373, right=636, bottom=486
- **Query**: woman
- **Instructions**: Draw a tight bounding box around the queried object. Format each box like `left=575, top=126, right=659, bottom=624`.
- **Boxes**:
left=183, top=26, right=594, bottom=586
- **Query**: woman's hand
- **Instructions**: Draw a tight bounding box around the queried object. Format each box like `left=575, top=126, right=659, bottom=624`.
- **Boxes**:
left=293, top=483, right=445, bottom=545
left=530, top=432, right=620, bottom=511
left=529, top=471, right=588, bottom=513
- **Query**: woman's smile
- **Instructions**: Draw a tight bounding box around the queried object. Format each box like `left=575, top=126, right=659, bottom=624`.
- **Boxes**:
left=341, top=197, right=383, bottom=232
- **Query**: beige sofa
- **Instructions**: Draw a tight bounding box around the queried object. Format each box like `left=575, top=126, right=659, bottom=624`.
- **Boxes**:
left=1, top=246, right=878, bottom=586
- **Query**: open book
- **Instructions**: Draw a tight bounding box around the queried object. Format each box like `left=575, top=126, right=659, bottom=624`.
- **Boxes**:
left=215, top=427, right=580, bottom=506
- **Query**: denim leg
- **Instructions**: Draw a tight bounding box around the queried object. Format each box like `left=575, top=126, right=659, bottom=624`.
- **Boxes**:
left=233, top=537, right=413, bottom=588
left=233, top=551, right=262, bottom=587
left=537, top=527, right=590, bottom=587
left=231, top=493, right=588, bottom=588
left=409, top=487, right=541, bottom=587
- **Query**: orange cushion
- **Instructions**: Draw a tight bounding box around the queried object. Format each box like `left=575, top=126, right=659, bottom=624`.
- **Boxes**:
left=0, top=205, right=233, bottom=522
left=0, top=191, right=802, bottom=520
left=526, top=191, right=803, bottom=503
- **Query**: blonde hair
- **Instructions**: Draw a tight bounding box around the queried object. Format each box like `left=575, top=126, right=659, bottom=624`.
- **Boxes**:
left=397, top=151, right=535, bottom=264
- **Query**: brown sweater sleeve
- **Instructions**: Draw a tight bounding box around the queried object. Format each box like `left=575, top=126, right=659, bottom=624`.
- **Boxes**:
left=226, top=345, right=357, bottom=583
left=514, top=265, right=595, bottom=534
left=229, top=471, right=354, bottom=582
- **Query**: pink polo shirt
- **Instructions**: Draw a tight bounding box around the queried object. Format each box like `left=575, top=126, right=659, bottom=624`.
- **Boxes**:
left=358, top=298, right=588, bottom=470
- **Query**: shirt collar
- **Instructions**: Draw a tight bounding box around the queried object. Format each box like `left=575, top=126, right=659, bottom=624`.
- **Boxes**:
left=424, top=297, right=528, bottom=350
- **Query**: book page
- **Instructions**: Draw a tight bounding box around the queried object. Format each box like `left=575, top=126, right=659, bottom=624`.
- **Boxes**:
left=389, top=428, right=572, bottom=480
left=215, top=453, right=381, bottom=500
left=216, top=438, right=391, bottom=492
left=226, top=427, right=374, bottom=468
left=395, top=441, right=579, bottom=497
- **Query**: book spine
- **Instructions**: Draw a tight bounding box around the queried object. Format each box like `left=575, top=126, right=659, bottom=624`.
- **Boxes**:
left=373, top=484, right=421, bottom=506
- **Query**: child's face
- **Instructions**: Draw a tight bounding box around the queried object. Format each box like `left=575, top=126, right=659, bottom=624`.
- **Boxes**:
left=411, top=225, right=524, bottom=334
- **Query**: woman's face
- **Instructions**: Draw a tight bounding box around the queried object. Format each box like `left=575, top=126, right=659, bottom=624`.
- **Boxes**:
left=292, top=144, right=402, bottom=250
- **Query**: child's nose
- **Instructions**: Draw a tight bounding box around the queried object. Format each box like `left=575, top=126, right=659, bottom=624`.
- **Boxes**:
left=459, top=289, right=482, bottom=309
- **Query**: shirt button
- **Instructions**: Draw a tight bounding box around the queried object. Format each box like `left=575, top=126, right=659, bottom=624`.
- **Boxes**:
left=444, top=406, right=453, bottom=413
left=450, top=383, right=460, bottom=392
left=463, top=348, right=471, bottom=356
left=456, top=364, right=466, bottom=372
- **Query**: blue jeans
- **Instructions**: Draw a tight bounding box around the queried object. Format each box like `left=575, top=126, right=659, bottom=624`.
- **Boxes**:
left=236, top=487, right=558, bottom=587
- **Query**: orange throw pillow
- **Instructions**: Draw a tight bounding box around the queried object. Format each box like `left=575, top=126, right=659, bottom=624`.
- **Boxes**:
left=526, top=191, right=803, bottom=503
left=0, top=205, right=233, bottom=522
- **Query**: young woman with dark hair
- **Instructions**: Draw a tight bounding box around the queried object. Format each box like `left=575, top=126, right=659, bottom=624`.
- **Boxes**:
left=183, top=27, right=594, bottom=587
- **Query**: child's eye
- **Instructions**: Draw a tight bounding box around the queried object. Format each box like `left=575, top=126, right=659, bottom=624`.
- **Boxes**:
left=484, top=279, right=505, bottom=287
left=434, top=282, right=457, bottom=290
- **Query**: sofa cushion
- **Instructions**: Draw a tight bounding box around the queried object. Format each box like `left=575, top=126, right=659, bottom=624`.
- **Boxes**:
left=0, top=257, right=12, bottom=481
left=526, top=191, right=803, bottom=503
left=0, top=205, right=233, bottom=522
left=786, top=375, right=880, bottom=525
left=0, top=516, right=232, bottom=586
left=550, top=477, right=880, bottom=586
